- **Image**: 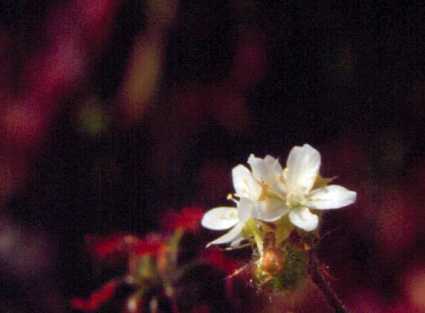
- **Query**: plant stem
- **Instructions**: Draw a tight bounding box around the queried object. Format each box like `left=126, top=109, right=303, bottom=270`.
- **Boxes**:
left=309, top=251, right=350, bottom=313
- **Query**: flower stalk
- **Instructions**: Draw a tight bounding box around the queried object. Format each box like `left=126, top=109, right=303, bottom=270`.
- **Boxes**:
left=309, top=251, right=350, bottom=313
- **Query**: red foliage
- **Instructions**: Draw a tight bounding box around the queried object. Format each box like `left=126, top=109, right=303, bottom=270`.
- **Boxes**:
left=86, top=233, right=166, bottom=260
left=161, top=207, right=204, bottom=233
left=0, top=0, right=124, bottom=203
left=76, top=0, right=122, bottom=48
left=71, top=280, right=119, bottom=312
left=85, top=233, right=139, bottom=260
left=131, top=235, right=164, bottom=257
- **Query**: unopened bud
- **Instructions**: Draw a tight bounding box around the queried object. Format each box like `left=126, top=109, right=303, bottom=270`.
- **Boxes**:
left=261, top=247, right=284, bottom=275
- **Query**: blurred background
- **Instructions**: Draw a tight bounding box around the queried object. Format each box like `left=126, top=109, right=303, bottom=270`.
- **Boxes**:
left=0, top=0, right=425, bottom=312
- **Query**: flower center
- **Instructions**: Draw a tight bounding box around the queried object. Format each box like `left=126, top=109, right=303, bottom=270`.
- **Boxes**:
left=286, top=192, right=304, bottom=209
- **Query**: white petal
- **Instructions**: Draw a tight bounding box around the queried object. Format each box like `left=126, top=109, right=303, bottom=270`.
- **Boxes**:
left=206, top=222, right=244, bottom=247
left=232, top=164, right=262, bottom=199
left=289, top=207, right=318, bottom=231
left=255, top=198, right=289, bottom=222
left=248, top=154, right=282, bottom=181
left=286, top=144, right=321, bottom=195
left=237, top=198, right=255, bottom=222
left=230, top=236, right=245, bottom=248
left=201, top=207, right=239, bottom=230
left=248, top=154, right=285, bottom=194
left=307, top=185, right=357, bottom=210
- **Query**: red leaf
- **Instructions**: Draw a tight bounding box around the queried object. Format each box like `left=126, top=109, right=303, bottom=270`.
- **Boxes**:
left=161, top=207, right=204, bottom=233
left=71, top=280, right=118, bottom=312
left=131, top=235, right=163, bottom=257
left=85, top=233, right=140, bottom=260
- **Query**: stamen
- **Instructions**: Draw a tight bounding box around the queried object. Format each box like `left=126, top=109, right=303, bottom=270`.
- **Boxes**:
left=227, top=193, right=238, bottom=204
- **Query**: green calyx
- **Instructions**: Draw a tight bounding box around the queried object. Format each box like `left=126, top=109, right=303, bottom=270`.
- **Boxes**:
left=254, top=244, right=308, bottom=292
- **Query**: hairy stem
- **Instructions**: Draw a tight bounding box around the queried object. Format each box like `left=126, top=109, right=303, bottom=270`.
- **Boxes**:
left=309, top=251, right=350, bottom=313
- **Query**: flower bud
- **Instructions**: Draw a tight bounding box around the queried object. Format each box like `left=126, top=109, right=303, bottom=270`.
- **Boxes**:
left=254, top=244, right=308, bottom=292
left=261, top=247, right=285, bottom=275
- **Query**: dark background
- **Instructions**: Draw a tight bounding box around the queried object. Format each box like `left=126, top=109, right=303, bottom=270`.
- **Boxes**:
left=0, top=1, right=424, bottom=312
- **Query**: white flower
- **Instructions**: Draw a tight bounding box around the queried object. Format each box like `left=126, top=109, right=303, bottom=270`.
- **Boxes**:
left=201, top=144, right=357, bottom=247
left=247, top=154, right=286, bottom=195
left=282, top=144, right=357, bottom=231
left=231, top=164, right=262, bottom=200
left=232, top=156, right=288, bottom=222
left=201, top=159, right=283, bottom=248
left=201, top=198, right=255, bottom=247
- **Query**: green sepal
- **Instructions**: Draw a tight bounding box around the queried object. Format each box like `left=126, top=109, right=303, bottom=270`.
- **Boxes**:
left=274, top=216, right=293, bottom=246
left=243, top=218, right=265, bottom=255
left=313, top=175, right=335, bottom=189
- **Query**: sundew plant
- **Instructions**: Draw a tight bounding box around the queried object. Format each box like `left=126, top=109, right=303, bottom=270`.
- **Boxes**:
left=73, top=144, right=357, bottom=313
left=202, top=144, right=356, bottom=312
